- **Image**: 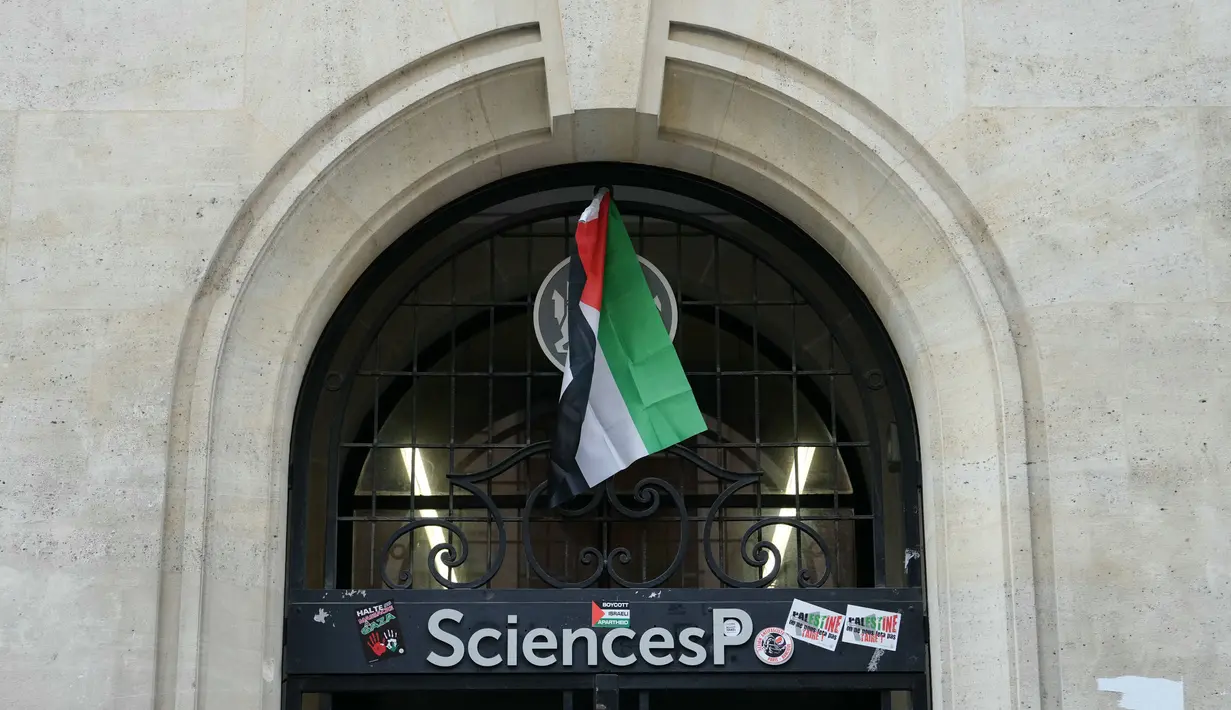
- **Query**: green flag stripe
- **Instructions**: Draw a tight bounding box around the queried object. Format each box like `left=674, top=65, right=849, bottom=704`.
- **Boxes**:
left=595, top=201, right=706, bottom=453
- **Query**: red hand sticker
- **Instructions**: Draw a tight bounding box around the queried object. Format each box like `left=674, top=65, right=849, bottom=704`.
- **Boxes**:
left=366, top=632, right=387, bottom=656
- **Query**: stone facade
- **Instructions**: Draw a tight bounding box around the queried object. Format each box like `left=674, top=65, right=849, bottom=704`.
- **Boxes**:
left=0, top=2, right=1227, bottom=709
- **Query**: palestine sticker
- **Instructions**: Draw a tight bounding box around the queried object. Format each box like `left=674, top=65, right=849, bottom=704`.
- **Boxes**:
left=591, top=601, right=631, bottom=628
left=753, top=627, right=794, bottom=666
left=841, top=604, right=901, bottom=652
left=784, top=598, right=846, bottom=651
left=355, top=600, right=406, bottom=663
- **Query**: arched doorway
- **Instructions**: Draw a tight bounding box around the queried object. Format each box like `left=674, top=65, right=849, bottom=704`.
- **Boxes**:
left=283, top=164, right=926, bottom=709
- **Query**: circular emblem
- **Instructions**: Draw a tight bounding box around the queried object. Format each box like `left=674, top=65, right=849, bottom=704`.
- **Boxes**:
left=753, top=627, right=794, bottom=666
left=532, top=256, right=678, bottom=372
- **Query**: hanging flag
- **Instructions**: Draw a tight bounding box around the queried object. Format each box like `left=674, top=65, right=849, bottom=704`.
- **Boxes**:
left=547, top=189, right=707, bottom=508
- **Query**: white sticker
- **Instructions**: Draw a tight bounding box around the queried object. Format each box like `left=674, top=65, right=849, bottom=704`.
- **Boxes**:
left=753, top=627, right=794, bottom=665
left=841, top=604, right=901, bottom=652
left=723, top=618, right=742, bottom=637
left=783, top=598, right=845, bottom=651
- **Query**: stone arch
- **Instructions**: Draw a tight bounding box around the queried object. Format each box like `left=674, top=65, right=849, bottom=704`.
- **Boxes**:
left=155, top=19, right=1039, bottom=710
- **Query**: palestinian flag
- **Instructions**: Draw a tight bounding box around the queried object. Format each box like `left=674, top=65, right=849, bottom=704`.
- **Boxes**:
left=547, top=189, right=707, bottom=508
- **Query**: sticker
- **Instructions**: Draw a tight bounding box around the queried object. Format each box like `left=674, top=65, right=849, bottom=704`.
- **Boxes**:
left=841, top=604, right=901, bottom=652
left=355, top=600, right=406, bottom=663
left=591, top=601, right=631, bottom=628
left=784, top=598, right=845, bottom=651
left=753, top=627, right=794, bottom=665
left=723, top=618, right=742, bottom=637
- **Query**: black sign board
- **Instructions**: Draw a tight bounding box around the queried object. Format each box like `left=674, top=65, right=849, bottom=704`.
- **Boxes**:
left=287, top=588, right=924, bottom=676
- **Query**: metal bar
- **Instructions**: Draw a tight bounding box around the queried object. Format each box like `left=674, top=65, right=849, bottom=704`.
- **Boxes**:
left=294, top=674, right=596, bottom=692
left=288, top=671, right=927, bottom=693
left=486, top=233, right=497, bottom=584
left=791, top=286, right=801, bottom=582
left=368, top=332, right=379, bottom=587
left=753, top=254, right=764, bottom=580
left=340, top=440, right=872, bottom=450
left=380, top=285, right=804, bottom=310
left=289, top=584, right=925, bottom=603
left=340, top=511, right=877, bottom=524
left=324, top=429, right=340, bottom=589
left=831, top=334, right=841, bottom=585
left=521, top=221, right=535, bottom=589
left=675, top=219, right=693, bottom=587
left=869, top=378, right=888, bottom=587
left=446, top=250, right=459, bottom=587
left=356, top=368, right=853, bottom=377
left=674, top=218, right=685, bottom=366
left=712, top=230, right=726, bottom=582
left=342, top=438, right=871, bottom=447
left=283, top=677, right=304, bottom=710
left=912, top=673, right=930, bottom=709
left=581, top=672, right=926, bottom=692
left=594, top=674, right=619, bottom=710
left=564, top=212, right=579, bottom=587
left=287, top=388, right=311, bottom=590
left=407, top=294, right=420, bottom=587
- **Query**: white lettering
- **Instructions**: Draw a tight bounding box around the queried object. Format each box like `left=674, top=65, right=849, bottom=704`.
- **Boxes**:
left=711, top=608, right=752, bottom=665
left=522, top=628, right=557, bottom=666
left=678, top=627, right=707, bottom=666
left=638, top=627, right=673, bottom=666
left=426, top=609, right=464, bottom=667
left=424, top=608, right=738, bottom=669
left=506, top=615, right=518, bottom=666
left=601, top=628, right=637, bottom=666
left=562, top=628, right=598, bottom=666
left=467, top=628, right=502, bottom=667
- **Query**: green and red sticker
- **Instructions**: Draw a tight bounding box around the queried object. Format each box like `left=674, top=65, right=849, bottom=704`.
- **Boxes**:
left=591, top=601, right=631, bottom=628
left=840, top=604, right=900, bottom=652
left=355, top=600, right=406, bottom=663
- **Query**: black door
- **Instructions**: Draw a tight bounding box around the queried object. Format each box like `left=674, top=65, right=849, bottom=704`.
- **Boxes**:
left=285, top=165, right=927, bottom=710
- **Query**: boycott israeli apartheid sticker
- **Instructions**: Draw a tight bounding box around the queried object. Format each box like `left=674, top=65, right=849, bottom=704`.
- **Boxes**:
left=841, top=604, right=901, bottom=652
left=591, top=601, right=631, bottom=628
left=784, top=598, right=845, bottom=651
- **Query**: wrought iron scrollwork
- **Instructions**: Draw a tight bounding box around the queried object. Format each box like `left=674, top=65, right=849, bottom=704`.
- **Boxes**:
left=379, top=517, right=469, bottom=588
left=604, top=476, right=688, bottom=587
left=701, top=486, right=834, bottom=589
left=378, top=442, right=548, bottom=589
left=521, top=471, right=690, bottom=588
left=675, top=444, right=832, bottom=589
left=521, top=480, right=605, bottom=588
left=378, top=440, right=834, bottom=590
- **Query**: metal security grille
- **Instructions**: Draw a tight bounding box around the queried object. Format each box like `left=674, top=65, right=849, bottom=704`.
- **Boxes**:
left=285, top=163, right=926, bottom=709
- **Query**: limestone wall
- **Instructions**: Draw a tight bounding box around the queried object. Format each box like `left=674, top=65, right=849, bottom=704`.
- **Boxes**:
left=0, top=2, right=1226, bottom=709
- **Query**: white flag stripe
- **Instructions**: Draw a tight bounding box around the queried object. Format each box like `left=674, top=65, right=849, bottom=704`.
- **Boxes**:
left=578, top=191, right=605, bottom=223
left=572, top=302, right=649, bottom=487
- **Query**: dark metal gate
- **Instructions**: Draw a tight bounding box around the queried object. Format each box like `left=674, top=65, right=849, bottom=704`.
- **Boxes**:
left=284, top=164, right=927, bottom=709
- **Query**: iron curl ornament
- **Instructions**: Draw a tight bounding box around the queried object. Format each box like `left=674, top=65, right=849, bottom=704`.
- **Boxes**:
left=520, top=469, right=690, bottom=588
left=377, top=442, right=550, bottom=589
left=378, top=442, right=834, bottom=590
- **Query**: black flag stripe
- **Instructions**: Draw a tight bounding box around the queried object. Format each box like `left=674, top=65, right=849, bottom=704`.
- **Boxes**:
left=546, top=251, right=597, bottom=509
